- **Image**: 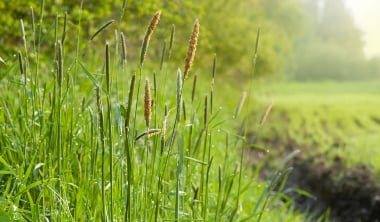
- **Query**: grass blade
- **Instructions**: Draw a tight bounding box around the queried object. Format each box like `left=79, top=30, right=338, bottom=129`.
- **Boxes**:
left=90, top=20, right=115, bottom=40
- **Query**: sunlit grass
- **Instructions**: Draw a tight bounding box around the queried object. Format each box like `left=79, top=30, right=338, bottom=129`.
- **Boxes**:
left=0, top=2, right=307, bottom=222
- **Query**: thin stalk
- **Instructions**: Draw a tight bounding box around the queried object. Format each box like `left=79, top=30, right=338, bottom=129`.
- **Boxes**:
left=18, top=51, right=27, bottom=160
left=191, top=75, right=197, bottom=103
left=210, top=54, right=216, bottom=114
left=234, top=27, right=260, bottom=219
left=124, top=74, right=136, bottom=222
left=160, top=41, right=166, bottom=70
left=201, top=95, right=208, bottom=220
left=204, top=155, right=213, bottom=220
left=57, top=41, right=64, bottom=216
left=61, top=12, right=67, bottom=44
left=163, top=69, right=183, bottom=170
left=96, top=85, right=107, bottom=221
left=105, top=43, right=114, bottom=221
left=215, top=165, right=223, bottom=221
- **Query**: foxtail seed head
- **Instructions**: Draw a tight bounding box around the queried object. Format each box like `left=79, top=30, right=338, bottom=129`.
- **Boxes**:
left=140, top=10, right=161, bottom=67
left=120, top=32, right=127, bottom=65
left=184, top=19, right=199, bottom=80
left=144, top=79, right=152, bottom=127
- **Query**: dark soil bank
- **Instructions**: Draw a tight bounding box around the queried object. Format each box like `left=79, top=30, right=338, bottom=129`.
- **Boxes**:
left=285, top=155, right=380, bottom=222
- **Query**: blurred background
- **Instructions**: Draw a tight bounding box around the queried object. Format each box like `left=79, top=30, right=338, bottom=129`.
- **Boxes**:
left=1, top=0, right=379, bottom=82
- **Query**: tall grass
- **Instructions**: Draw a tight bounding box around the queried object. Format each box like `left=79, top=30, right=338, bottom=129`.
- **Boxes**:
left=0, top=2, right=303, bottom=222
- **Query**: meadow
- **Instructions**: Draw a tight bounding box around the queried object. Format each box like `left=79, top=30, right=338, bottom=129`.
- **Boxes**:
left=255, top=81, right=380, bottom=171
left=252, top=81, right=380, bottom=221
left=1, top=2, right=380, bottom=222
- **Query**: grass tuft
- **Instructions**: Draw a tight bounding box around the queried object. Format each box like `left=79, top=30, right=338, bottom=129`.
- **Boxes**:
left=0, top=4, right=301, bottom=222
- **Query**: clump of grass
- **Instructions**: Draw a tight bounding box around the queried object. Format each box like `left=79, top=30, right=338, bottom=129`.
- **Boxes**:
left=0, top=3, right=301, bottom=222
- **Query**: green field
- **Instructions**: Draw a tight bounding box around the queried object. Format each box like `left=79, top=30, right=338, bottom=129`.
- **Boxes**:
left=254, top=81, right=380, bottom=171
left=245, top=81, right=380, bottom=221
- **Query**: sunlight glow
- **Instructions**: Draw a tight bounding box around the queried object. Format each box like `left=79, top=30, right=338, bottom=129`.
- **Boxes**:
left=345, top=0, right=380, bottom=57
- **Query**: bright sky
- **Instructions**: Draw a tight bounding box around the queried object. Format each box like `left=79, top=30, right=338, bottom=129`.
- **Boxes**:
left=345, top=0, right=380, bottom=57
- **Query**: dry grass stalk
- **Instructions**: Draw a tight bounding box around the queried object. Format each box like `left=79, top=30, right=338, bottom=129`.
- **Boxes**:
left=260, top=101, right=273, bottom=126
left=140, top=10, right=161, bottom=67
left=184, top=19, right=200, bottom=80
left=162, top=105, right=168, bottom=140
left=234, top=91, right=247, bottom=119
left=135, top=129, right=161, bottom=141
left=144, top=79, right=152, bottom=127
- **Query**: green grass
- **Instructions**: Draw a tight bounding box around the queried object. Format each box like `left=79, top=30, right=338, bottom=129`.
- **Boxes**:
left=0, top=2, right=306, bottom=222
left=254, top=81, right=380, bottom=173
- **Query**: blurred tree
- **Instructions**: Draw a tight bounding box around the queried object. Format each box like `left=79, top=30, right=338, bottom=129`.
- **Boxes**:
left=0, top=0, right=307, bottom=80
left=192, top=0, right=306, bottom=79
left=293, top=0, right=368, bottom=81
left=318, top=0, right=364, bottom=55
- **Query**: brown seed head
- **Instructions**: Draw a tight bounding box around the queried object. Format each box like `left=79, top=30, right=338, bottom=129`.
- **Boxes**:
left=184, top=19, right=200, bottom=80
left=147, top=11, right=161, bottom=38
left=140, top=10, right=161, bottom=66
left=144, top=79, right=152, bottom=127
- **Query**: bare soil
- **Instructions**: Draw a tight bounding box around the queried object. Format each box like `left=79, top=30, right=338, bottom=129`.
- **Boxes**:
left=286, top=155, right=380, bottom=222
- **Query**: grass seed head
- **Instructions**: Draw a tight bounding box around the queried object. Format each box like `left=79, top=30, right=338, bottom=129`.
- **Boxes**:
left=144, top=79, right=152, bottom=127
left=120, top=31, right=127, bottom=64
left=135, top=129, right=161, bottom=141
left=140, top=10, right=161, bottom=67
left=260, top=101, right=273, bottom=126
left=184, top=19, right=199, bottom=80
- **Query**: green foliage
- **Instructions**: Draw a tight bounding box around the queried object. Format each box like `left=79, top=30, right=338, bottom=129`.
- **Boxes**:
left=191, top=0, right=306, bottom=79
left=294, top=40, right=367, bottom=81
left=0, top=0, right=308, bottom=79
